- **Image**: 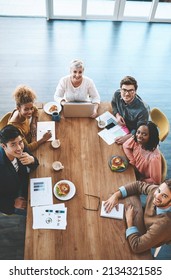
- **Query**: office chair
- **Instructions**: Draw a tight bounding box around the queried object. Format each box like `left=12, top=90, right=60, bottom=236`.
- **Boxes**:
left=0, top=112, right=11, bottom=130
left=150, top=108, right=170, bottom=142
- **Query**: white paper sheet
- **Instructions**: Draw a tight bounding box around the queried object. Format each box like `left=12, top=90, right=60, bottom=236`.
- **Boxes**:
left=32, top=203, right=67, bottom=230
left=37, top=121, right=55, bottom=141
left=96, top=111, right=117, bottom=124
left=30, top=177, right=53, bottom=207
left=98, top=125, right=127, bottom=145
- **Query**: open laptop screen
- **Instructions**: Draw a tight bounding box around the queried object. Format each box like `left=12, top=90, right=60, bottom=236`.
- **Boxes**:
left=63, top=102, right=95, bottom=117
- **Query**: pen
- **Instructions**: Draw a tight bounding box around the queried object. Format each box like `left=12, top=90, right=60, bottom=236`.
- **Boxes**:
left=40, top=130, right=51, bottom=132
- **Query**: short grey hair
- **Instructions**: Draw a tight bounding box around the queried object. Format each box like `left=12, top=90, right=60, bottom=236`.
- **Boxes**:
left=70, top=59, right=84, bottom=69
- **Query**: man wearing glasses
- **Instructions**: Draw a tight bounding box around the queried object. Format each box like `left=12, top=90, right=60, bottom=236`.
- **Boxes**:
left=111, top=76, right=149, bottom=144
left=0, top=125, right=39, bottom=215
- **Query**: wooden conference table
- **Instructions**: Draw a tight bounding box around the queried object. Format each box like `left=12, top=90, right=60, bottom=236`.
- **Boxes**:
left=24, top=102, right=152, bottom=260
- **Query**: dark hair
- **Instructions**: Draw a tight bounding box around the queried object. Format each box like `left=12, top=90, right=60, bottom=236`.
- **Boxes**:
left=164, top=179, right=171, bottom=191
left=134, top=121, right=159, bottom=151
left=120, top=76, right=138, bottom=91
left=0, top=125, right=22, bottom=145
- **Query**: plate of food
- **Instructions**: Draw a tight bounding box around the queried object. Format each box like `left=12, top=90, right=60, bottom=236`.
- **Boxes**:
left=53, top=180, right=76, bottom=201
left=108, top=155, right=128, bottom=172
left=43, top=101, right=62, bottom=115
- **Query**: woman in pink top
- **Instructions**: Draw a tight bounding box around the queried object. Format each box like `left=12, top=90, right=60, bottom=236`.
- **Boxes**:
left=123, top=121, right=162, bottom=184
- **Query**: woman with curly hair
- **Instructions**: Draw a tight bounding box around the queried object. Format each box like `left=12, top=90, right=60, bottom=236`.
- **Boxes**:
left=123, top=121, right=162, bottom=184
left=8, top=85, right=51, bottom=151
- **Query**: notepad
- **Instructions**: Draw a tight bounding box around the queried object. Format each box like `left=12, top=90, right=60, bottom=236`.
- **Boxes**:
left=100, top=201, right=124, bottom=220
left=37, top=121, right=55, bottom=141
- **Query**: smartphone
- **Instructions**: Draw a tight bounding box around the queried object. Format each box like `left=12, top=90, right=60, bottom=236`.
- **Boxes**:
left=106, top=122, right=116, bottom=130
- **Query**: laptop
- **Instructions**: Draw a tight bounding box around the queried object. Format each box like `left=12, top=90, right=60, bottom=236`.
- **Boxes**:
left=63, top=102, right=95, bottom=117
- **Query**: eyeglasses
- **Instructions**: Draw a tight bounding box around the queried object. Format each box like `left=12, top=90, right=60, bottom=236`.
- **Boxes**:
left=83, top=194, right=100, bottom=211
left=121, top=88, right=135, bottom=94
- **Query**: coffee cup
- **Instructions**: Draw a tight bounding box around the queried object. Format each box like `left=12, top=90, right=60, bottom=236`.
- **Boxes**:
left=51, top=139, right=60, bottom=149
left=98, top=120, right=106, bottom=129
left=52, top=161, right=64, bottom=171
left=52, top=111, right=61, bottom=122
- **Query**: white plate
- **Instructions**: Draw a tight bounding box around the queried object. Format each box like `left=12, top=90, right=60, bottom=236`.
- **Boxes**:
left=53, top=180, right=76, bottom=201
left=43, top=101, right=62, bottom=115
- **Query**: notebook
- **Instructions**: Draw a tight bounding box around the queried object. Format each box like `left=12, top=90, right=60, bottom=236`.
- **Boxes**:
left=100, top=201, right=124, bottom=219
left=63, top=102, right=95, bottom=117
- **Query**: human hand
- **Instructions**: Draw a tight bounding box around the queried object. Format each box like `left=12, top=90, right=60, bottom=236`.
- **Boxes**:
left=60, top=100, right=66, bottom=106
left=116, top=115, right=126, bottom=126
left=104, top=193, right=119, bottom=213
left=125, top=204, right=134, bottom=228
left=90, top=108, right=98, bottom=118
left=19, top=152, right=34, bottom=165
left=14, top=197, right=27, bottom=210
left=115, top=136, right=125, bottom=145
left=42, top=131, right=52, bottom=142
left=90, top=104, right=98, bottom=118
left=115, top=134, right=131, bottom=145
left=30, top=123, right=37, bottom=136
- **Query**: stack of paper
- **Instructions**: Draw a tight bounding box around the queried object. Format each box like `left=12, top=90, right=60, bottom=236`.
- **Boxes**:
left=32, top=203, right=67, bottom=230
left=97, top=111, right=127, bottom=145
left=100, top=201, right=124, bottom=220
left=30, top=177, right=67, bottom=230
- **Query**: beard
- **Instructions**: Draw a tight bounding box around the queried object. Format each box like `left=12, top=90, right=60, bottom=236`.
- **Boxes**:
left=153, top=197, right=171, bottom=208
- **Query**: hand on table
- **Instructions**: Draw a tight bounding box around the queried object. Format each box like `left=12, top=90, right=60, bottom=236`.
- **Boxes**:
left=125, top=204, right=135, bottom=228
left=115, top=134, right=132, bottom=145
left=90, top=109, right=98, bottom=118
left=104, top=193, right=120, bottom=213
left=90, top=104, right=98, bottom=118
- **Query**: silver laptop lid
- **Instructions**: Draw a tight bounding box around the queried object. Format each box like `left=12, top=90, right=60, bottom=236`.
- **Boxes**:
left=63, top=102, right=95, bottom=118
